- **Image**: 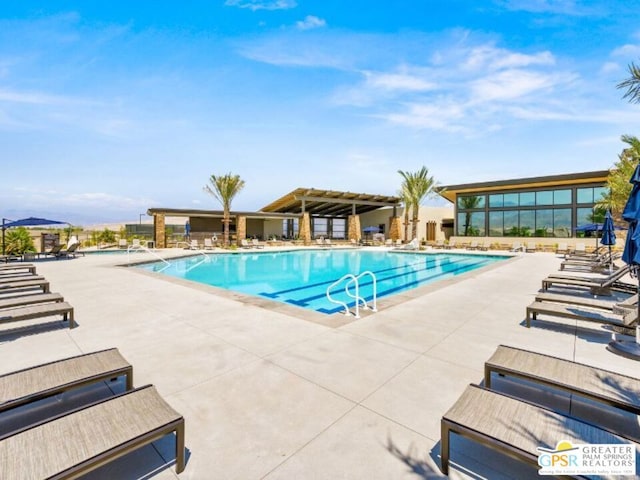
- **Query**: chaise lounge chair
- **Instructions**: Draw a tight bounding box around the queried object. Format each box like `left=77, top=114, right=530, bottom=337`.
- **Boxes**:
left=0, top=274, right=44, bottom=284
left=394, top=238, right=419, bottom=251
left=541, top=264, right=631, bottom=295
left=440, top=384, right=640, bottom=475
left=0, top=301, right=75, bottom=328
left=525, top=299, right=636, bottom=329
left=0, top=278, right=50, bottom=294
left=0, top=348, right=132, bottom=415
left=240, top=239, right=253, bottom=249
left=534, top=291, right=637, bottom=312
left=484, top=345, right=640, bottom=419
left=0, top=384, right=185, bottom=478
left=0, top=264, right=36, bottom=274
left=0, top=292, right=64, bottom=310
left=56, top=242, right=81, bottom=259
left=525, top=242, right=537, bottom=253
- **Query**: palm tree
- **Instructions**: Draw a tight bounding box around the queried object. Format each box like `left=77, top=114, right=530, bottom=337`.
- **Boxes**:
left=203, top=173, right=245, bottom=247
left=597, top=135, right=640, bottom=221
left=618, top=61, right=640, bottom=103
left=459, top=196, right=482, bottom=236
left=398, top=167, right=440, bottom=240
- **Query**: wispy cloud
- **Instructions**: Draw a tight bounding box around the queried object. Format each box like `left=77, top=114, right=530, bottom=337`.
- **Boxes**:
left=225, top=0, right=297, bottom=11
left=296, top=16, right=326, bottom=31
left=611, top=43, right=640, bottom=58
left=495, top=0, right=603, bottom=16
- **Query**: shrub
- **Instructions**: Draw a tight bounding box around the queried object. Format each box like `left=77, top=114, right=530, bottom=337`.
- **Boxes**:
left=5, top=227, right=36, bottom=255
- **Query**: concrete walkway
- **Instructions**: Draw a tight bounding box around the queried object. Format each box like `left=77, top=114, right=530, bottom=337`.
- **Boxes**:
left=1, top=249, right=637, bottom=479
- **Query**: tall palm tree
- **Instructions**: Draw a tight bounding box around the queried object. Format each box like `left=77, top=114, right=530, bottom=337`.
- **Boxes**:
left=459, top=196, right=482, bottom=236
left=597, top=135, right=640, bottom=221
left=618, top=61, right=640, bottom=104
left=203, top=173, right=245, bottom=247
left=398, top=167, right=440, bottom=240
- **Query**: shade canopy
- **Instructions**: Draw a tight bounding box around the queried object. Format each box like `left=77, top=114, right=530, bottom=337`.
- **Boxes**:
left=2, top=217, right=67, bottom=228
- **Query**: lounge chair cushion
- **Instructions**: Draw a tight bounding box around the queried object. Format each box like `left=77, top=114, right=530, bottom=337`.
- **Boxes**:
left=0, top=348, right=132, bottom=413
left=0, top=385, right=185, bottom=478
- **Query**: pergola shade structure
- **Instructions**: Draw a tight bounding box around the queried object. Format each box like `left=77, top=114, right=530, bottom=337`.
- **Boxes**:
left=261, top=188, right=401, bottom=217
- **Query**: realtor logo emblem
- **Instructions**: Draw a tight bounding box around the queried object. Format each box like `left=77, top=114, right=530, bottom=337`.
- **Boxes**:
left=537, top=440, right=636, bottom=476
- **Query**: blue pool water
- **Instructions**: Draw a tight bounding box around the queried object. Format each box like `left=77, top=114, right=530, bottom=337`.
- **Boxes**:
left=137, top=250, right=508, bottom=314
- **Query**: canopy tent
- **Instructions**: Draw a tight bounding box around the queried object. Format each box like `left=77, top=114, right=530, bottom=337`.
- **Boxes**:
left=2, top=217, right=68, bottom=255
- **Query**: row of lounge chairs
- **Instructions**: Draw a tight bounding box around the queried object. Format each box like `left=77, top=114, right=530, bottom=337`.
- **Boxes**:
left=0, top=263, right=75, bottom=329
left=0, top=348, right=185, bottom=477
left=441, top=345, right=640, bottom=475
left=440, top=254, right=640, bottom=475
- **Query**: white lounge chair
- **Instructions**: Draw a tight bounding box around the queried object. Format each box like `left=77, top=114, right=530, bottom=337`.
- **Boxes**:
left=252, top=238, right=265, bottom=249
left=203, top=238, right=214, bottom=250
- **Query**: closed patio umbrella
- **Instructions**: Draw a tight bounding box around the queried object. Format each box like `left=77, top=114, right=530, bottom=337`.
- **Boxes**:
left=600, top=211, right=616, bottom=271
left=608, top=165, right=640, bottom=360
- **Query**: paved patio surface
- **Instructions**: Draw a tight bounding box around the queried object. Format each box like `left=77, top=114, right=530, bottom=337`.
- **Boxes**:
left=1, top=248, right=638, bottom=479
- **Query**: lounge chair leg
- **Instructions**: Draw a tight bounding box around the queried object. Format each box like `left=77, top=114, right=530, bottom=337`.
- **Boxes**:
left=125, top=367, right=134, bottom=391
left=440, top=420, right=450, bottom=474
left=68, top=308, right=76, bottom=329
left=526, top=308, right=532, bottom=328
left=484, top=365, right=492, bottom=388
left=175, top=419, right=186, bottom=473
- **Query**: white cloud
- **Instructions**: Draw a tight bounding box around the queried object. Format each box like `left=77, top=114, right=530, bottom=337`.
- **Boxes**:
left=470, top=69, right=569, bottom=102
left=611, top=43, right=640, bottom=57
left=380, top=102, right=467, bottom=132
left=600, top=61, right=620, bottom=74
left=296, top=15, right=326, bottom=31
left=224, top=0, right=297, bottom=11
left=364, top=71, right=437, bottom=92
left=0, top=88, right=92, bottom=106
left=496, top=0, right=600, bottom=16
left=463, top=45, right=555, bottom=71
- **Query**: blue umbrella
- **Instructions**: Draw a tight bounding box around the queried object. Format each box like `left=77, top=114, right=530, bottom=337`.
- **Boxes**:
left=608, top=165, right=640, bottom=359
left=600, top=211, right=616, bottom=272
left=2, top=216, right=67, bottom=255
left=363, top=226, right=380, bottom=233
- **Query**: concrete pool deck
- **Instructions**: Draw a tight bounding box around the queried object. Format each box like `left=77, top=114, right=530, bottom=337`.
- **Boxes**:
left=1, top=248, right=638, bottom=479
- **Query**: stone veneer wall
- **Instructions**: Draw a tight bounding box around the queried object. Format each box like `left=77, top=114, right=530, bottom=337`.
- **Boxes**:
left=299, top=212, right=311, bottom=245
left=236, top=215, right=246, bottom=246
left=348, top=215, right=361, bottom=241
left=154, top=213, right=166, bottom=248
left=389, top=216, right=401, bottom=241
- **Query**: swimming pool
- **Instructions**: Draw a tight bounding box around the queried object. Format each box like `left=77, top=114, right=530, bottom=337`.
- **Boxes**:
left=137, top=250, right=508, bottom=314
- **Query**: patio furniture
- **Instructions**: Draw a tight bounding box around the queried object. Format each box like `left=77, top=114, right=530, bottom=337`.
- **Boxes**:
left=555, top=242, right=569, bottom=254
left=525, top=299, right=636, bottom=329
left=479, top=241, right=490, bottom=251
left=541, top=265, right=631, bottom=295
left=525, top=242, right=537, bottom=253
left=509, top=242, right=523, bottom=252
left=466, top=241, right=478, bottom=250
left=485, top=345, right=640, bottom=418
left=0, top=348, right=132, bottom=415
left=0, top=292, right=64, bottom=310
left=118, top=239, right=128, bottom=249
left=433, top=239, right=445, bottom=249
left=0, top=264, right=36, bottom=274
left=0, top=301, right=75, bottom=328
left=56, top=243, right=81, bottom=259
left=535, top=291, right=637, bottom=312
left=0, top=274, right=44, bottom=284
left=203, top=238, right=214, bottom=250
left=0, top=279, right=50, bottom=294
left=440, top=384, right=640, bottom=475
left=560, top=252, right=620, bottom=271
left=240, top=239, right=252, bottom=249
left=0, top=384, right=185, bottom=478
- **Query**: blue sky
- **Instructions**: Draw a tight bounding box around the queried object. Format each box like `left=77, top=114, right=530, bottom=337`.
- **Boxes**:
left=2, top=0, right=640, bottom=225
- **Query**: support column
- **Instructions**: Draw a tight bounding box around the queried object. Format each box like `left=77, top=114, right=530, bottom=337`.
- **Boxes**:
left=389, top=216, right=401, bottom=242
left=348, top=214, right=361, bottom=242
left=154, top=213, right=166, bottom=248
left=236, top=215, right=247, bottom=246
left=299, top=213, right=311, bottom=246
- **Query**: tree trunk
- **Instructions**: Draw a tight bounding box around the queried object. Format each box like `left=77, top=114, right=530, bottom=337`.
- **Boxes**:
left=403, top=208, right=410, bottom=241
left=223, top=210, right=230, bottom=247
left=411, top=206, right=419, bottom=240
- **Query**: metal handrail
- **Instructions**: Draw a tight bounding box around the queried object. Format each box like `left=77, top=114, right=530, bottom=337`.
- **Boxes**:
left=347, top=271, right=378, bottom=313
left=326, top=271, right=378, bottom=318
left=127, top=245, right=171, bottom=269
left=326, top=274, right=356, bottom=317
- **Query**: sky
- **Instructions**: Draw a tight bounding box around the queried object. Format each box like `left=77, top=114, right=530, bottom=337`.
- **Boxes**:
left=2, top=0, right=640, bottom=225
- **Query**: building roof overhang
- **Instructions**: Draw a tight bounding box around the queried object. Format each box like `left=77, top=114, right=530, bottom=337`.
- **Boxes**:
left=437, top=170, right=610, bottom=203
left=147, top=208, right=298, bottom=220
left=260, top=188, right=401, bottom=217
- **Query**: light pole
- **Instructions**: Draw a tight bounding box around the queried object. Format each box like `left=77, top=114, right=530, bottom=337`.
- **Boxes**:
left=139, top=213, right=145, bottom=225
